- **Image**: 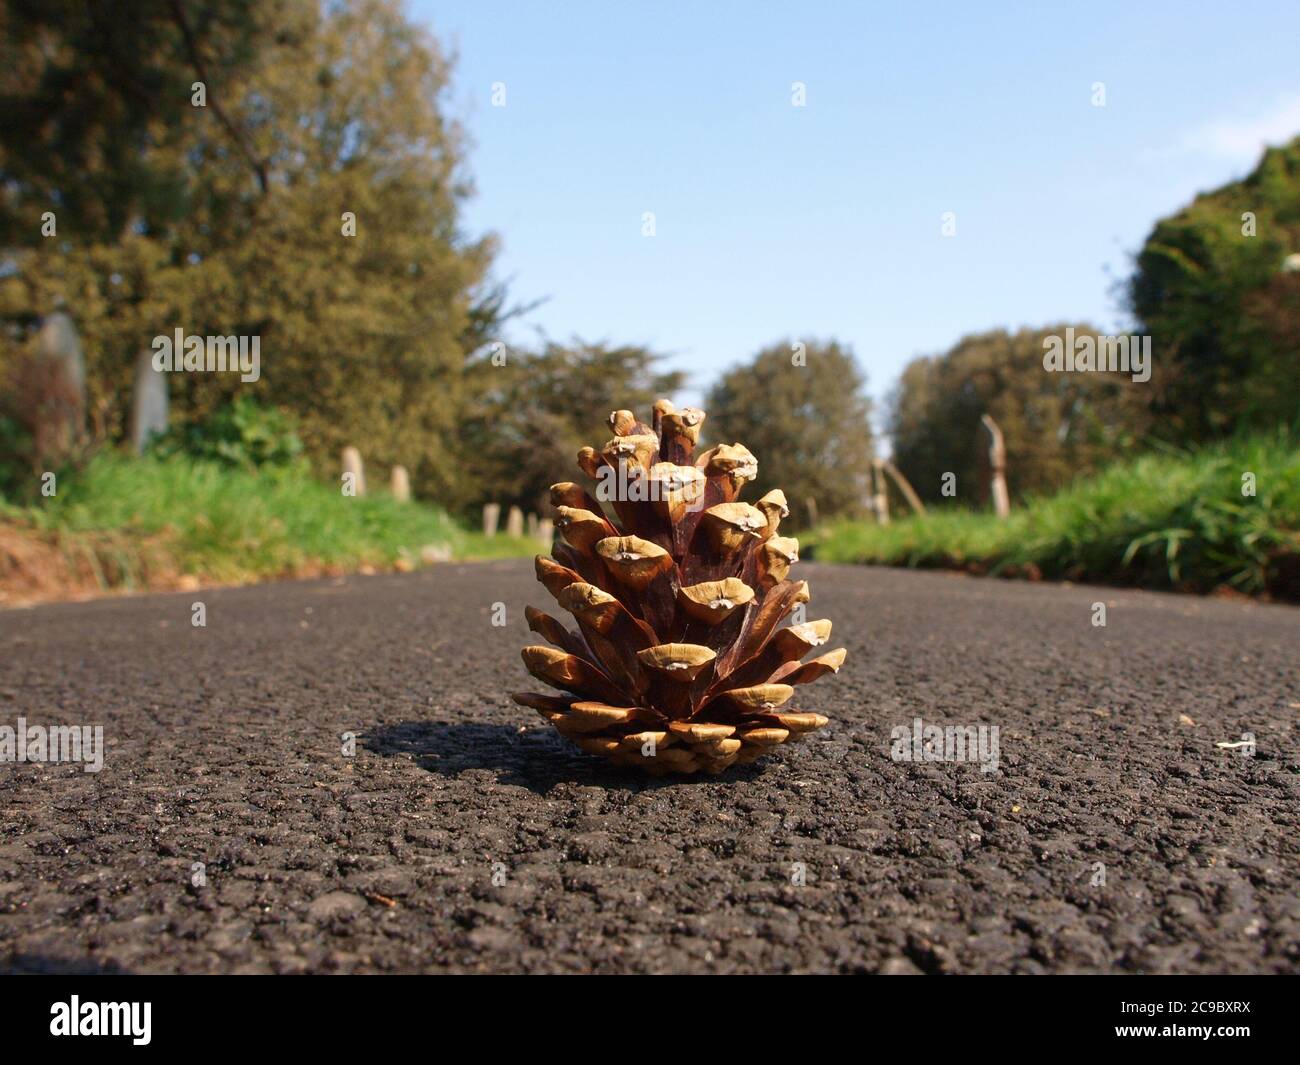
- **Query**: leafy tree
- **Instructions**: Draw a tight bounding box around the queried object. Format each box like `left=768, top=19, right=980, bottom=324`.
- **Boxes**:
left=457, top=338, right=685, bottom=518
left=888, top=325, right=1149, bottom=505
left=1128, top=136, right=1300, bottom=440
left=0, top=0, right=503, bottom=507
left=705, top=339, right=874, bottom=525
left=1240, top=272, right=1300, bottom=412
left=0, top=0, right=260, bottom=246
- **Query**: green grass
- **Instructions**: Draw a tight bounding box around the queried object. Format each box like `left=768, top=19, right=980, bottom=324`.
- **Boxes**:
left=808, top=432, right=1300, bottom=599
left=460, top=530, right=549, bottom=559
left=2, top=452, right=538, bottom=591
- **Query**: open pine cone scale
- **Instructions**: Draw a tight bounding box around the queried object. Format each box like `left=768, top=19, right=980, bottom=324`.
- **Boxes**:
left=514, top=400, right=845, bottom=775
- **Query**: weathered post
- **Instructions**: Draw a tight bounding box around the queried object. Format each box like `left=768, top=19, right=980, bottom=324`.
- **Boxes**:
left=482, top=502, right=500, bottom=537
left=129, top=349, right=169, bottom=454
left=882, top=459, right=926, bottom=516
left=872, top=458, right=890, bottom=525
left=342, top=447, right=366, bottom=496
left=981, top=414, right=1010, bottom=519
left=505, top=505, right=524, bottom=538
left=390, top=465, right=411, bottom=502
left=34, top=308, right=86, bottom=455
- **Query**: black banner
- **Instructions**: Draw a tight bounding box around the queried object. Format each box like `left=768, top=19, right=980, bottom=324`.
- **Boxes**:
left=1, top=973, right=1289, bottom=1051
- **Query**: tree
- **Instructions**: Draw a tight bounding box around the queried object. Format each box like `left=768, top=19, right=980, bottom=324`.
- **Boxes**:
left=705, top=339, right=874, bottom=525
left=0, top=0, right=257, bottom=247
left=457, top=338, right=685, bottom=519
left=0, top=0, right=503, bottom=506
left=888, top=325, right=1149, bottom=505
left=1127, top=136, right=1300, bottom=440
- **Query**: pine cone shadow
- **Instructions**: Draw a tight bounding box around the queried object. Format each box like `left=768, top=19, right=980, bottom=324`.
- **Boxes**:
left=364, top=721, right=769, bottom=792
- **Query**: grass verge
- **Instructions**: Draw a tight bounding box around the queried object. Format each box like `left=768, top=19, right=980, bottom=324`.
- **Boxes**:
left=0, top=453, right=538, bottom=605
left=808, top=432, right=1300, bottom=600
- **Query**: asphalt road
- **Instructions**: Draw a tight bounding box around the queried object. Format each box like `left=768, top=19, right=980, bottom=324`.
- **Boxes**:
left=1, top=561, right=1297, bottom=974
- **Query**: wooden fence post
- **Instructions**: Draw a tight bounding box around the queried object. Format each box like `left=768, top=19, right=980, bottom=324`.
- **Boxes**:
left=342, top=447, right=366, bottom=496
left=390, top=465, right=411, bottom=502
left=872, top=458, right=890, bottom=525
left=981, top=414, right=1010, bottom=518
left=881, top=459, right=927, bottom=516
left=129, top=348, right=169, bottom=454
left=505, top=505, right=524, bottom=538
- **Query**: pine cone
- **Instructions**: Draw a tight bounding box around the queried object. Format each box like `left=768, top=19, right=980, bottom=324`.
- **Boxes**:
left=514, top=401, right=844, bottom=775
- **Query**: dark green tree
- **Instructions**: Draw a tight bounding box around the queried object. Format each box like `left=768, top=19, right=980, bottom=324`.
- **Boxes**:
left=1128, top=136, right=1300, bottom=440
left=705, top=339, right=874, bottom=525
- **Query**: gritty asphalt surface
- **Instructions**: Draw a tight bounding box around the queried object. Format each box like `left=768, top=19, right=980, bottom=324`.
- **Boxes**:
left=1, top=560, right=1297, bottom=974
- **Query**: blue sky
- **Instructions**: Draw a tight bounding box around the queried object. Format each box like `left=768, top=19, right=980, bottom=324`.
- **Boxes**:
left=411, top=0, right=1300, bottom=418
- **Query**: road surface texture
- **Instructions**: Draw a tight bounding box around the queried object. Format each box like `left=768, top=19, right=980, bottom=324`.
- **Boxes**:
left=1, top=561, right=1297, bottom=974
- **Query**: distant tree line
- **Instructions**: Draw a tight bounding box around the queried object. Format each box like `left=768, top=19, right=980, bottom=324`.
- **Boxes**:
left=459, top=336, right=876, bottom=529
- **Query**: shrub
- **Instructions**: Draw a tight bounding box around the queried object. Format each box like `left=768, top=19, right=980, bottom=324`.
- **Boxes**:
left=149, top=396, right=304, bottom=470
left=0, top=348, right=88, bottom=501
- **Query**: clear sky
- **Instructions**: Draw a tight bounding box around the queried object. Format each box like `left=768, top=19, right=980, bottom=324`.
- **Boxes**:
left=411, top=0, right=1300, bottom=418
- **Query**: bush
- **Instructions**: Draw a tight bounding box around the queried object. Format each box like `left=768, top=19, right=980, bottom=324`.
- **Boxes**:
left=0, top=348, right=89, bottom=502
left=809, top=432, right=1300, bottom=599
left=149, top=396, right=304, bottom=470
